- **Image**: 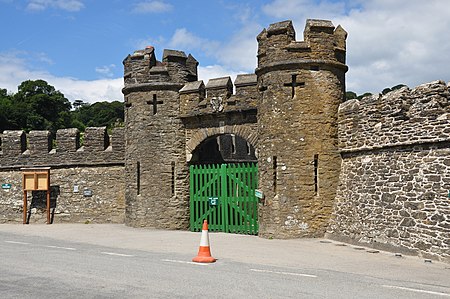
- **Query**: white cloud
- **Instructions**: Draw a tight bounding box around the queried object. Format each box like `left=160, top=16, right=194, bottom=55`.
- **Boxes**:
left=134, top=36, right=167, bottom=50
left=214, top=23, right=259, bottom=71
left=52, top=77, right=124, bottom=103
left=198, top=65, right=246, bottom=86
left=168, top=28, right=220, bottom=57
left=95, top=64, right=117, bottom=78
left=131, top=1, right=172, bottom=14
left=168, top=26, right=257, bottom=72
left=335, top=0, right=450, bottom=94
left=261, top=0, right=450, bottom=94
left=0, top=51, right=123, bottom=103
left=26, top=0, right=85, bottom=12
left=262, top=0, right=346, bottom=21
left=132, top=28, right=254, bottom=86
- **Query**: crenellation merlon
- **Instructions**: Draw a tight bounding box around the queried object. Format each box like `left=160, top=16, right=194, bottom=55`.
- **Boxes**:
left=205, top=76, right=233, bottom=99
left=179, top=74, right=258, bottom=117
left=56, top=128, right=80, bottom=152
left=304, top=19, right=334, bottom=35
left=257, top=19, right=347, bottom=72
left=29, top=130, right=52, bottom=155
left=110, top=127, right=125, bottom=152
left=83, top=127, right=109, bottom=152
left=162, top=49, right=187, bottom=62
left=163, top=49, right=197, bottom=83
left=234, top=74, right=257, bottom=87
left=123, top=46, right=157, bottom=85
left=186, top=54, right=199, bottom=79
left=303, top=19, right=344, bottom=60
left=334, top=25, right=347, bottom=50
left=179, top=80, right=205, bottom=94
left=234, top=74, right=258, bottom=103
left=123, top=47, right=197, bottom=92
left=267, top=20, right=296, bottom=38
left=1, top=130, right=26, bottom=156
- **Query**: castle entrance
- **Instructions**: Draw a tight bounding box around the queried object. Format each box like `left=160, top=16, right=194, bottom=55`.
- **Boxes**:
left=189, top=134, right=259, bottom=235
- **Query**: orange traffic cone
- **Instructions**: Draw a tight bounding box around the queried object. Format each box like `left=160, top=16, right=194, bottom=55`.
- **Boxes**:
left=192, top=220, right=216, bottom=263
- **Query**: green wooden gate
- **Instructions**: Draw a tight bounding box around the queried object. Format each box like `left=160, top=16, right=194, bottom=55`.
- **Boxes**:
left=189, top=163, right=258, bottom=235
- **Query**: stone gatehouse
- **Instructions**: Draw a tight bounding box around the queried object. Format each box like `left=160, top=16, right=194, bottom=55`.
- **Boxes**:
left=122, top=19, right=347, bottom=238
left=0, top=19, right=448, bottom=262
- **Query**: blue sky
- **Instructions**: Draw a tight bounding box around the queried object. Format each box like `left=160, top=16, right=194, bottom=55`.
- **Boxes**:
left=1, top=0, right=449, bottom=103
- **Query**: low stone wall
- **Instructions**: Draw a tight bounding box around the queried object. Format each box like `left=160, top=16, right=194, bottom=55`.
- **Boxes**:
left=0, top=126, right=125, bottom=224
left=328, top=81, right=450, bottom=262
left=0, top=166, right=125, bottom=224
left=328, top=146, right=449, bottom=261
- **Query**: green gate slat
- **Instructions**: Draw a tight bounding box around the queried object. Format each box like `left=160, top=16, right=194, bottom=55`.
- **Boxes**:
left=190, top=162, right=258, bottom=235
left=189, top=165, right=194, bottom=231
left=219, top=164, right=227, bottom=232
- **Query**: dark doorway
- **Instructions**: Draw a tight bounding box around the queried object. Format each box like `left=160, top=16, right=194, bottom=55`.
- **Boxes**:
left=190, top=134, right=257, bottom=165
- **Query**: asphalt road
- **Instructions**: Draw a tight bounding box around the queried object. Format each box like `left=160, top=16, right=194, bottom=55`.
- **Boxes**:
left=1, top=229, right=449, bottom=299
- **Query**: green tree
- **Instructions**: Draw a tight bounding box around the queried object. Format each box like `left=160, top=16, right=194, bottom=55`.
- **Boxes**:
left=71, top=101, right=124, bottom=130
left=391, top=84, right=407, bottom=91
left=345, top=91, right=357, bottom=100
left=12, top=80, right=72, bottom=132
left=1, top=81, right=124, bottom=133
left=357, top=92, right=372, bottom=100
left=72, top=99, right=89, bottom=110
left=382, top=84, right=407, bottom=95
left=0, top=88, right=13, bottom=132
left=382, top=88, right=392, bottom=95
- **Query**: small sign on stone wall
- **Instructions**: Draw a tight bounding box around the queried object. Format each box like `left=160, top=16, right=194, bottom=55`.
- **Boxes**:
left=255, top=189, right=264, bottom=199
left=2, top=183, right=11, bottom=189
left=83, top=189, right=93, bottom=197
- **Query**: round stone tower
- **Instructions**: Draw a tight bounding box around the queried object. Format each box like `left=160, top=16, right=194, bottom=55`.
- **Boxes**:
left=256, top=20, right=348, bottom=238
left=122, top=46, right=198, bottom=228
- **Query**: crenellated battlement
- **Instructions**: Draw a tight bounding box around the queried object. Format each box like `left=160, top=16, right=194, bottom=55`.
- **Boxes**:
left=0, top=127, right=125, bottom=169
left=122, top=47, right=198, bottom=96
left=179, top=74, right=258, bottom=117
left=338, top=80, right=450, bottom=152
left=256, top=19, right=347, bottom=75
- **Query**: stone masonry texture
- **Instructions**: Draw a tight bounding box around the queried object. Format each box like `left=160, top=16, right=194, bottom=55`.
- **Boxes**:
left=0, top=127, right=125, bottom=223
left=123, top=47, right=191, bottom=229
left=256, top=20, right=347, bottom=238
left=327, top=81, right=450, bottom=262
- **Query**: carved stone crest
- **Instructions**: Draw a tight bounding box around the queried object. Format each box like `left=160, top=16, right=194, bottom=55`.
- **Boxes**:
left=210, top=97, right=224, bottom=112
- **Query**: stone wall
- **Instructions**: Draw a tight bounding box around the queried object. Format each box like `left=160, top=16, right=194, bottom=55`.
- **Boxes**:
left=0, top=127, right=125, bottom=223
left=122, top=44, right=262, bottom=229
left=0, top=166, right=124, bottom=224
left=328, top=81, right=450, bottom=262
left=123, top=48, right=193, bottom=229
left=256, top=20, right=347, bottom=238
left=180, top=74, right=259, bottom=163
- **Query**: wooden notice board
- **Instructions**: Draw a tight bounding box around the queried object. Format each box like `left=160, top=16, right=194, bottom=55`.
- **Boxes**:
left=21, top=167, right=51, bottom=224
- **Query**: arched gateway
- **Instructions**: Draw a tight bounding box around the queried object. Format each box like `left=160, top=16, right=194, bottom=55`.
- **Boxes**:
left=122, top=20, right=347, bottom=238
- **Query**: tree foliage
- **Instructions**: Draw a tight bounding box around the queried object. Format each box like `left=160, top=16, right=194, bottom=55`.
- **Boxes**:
left=0, top=88, right=13, bottom=131
left=347, top=84, right=408, bottom=101
left=0, top=80, right=124, bottom=134
left=11, top=80, right=72, bottom=132
left=357, top=92, right=373, bottom=100
left=71, top=100, right=124, bottom=131
left=345, top=91, right=357, bottom=100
